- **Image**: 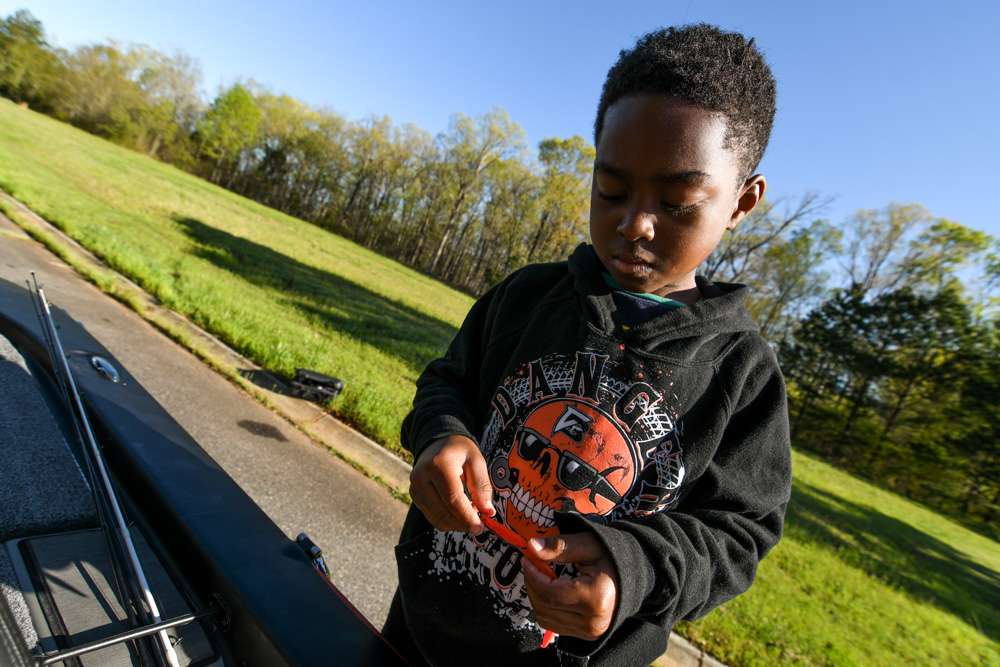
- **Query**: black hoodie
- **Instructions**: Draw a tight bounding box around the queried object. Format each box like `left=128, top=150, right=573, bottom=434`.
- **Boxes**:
left=390, top=244, right=791, bottom=667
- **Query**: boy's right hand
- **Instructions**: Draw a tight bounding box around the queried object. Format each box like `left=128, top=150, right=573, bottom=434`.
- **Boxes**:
left=410, top=434, right=496, bottom=535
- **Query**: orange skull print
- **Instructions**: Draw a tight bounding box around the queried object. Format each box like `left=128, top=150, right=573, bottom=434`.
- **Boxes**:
left=484, top=351, right=685, bottom=540
left=491, top=398, right=638, bottom=537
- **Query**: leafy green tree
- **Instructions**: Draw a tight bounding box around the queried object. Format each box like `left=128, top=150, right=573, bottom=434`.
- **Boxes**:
left=986, top=243, right=1000, bottom=291
left=196, top=83, right=262, bottom=183
left=895, top=219, right=992, bottom=291
left=58, top=43, right=150, bottom=140
left=947, top=320, right=999, bottom=523
left=526, top=135, right=594, bottom=263
left=446, top=156, right=541, bottom=289
left=240, top=92, right=344, bottom=214
left=747, top=219, right=841, bottom=341
left=337, top=114, right=396, bottom=231
left=130, top=46, right=203, bottom=161
left=425, top=108, right=526, bottom=274
left=782, top=216, right=999, bottom=533
left=0, top=10, right=65, bottom=111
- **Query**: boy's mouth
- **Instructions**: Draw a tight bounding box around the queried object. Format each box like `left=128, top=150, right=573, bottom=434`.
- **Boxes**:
left=611, top=253, right=655, bottom=277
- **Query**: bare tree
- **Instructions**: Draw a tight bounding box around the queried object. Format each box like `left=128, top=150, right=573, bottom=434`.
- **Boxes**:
left=703, top=191, right=831, bottom=283
left=839, top=203, right=932, bottom=296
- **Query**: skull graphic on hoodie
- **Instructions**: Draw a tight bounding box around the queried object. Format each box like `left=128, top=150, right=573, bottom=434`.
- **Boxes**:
left=484, top=351, right=686, bottom=539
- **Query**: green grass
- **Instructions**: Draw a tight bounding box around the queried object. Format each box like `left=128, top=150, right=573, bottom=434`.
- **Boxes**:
left=677, top=452, right=998, bottom=666
left=0, top=98, right=996, bottom=666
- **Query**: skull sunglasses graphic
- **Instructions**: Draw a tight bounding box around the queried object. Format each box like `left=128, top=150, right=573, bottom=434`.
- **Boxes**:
left=490, top=398, right=639, bottom=538
left=517, top=427, right=624, bottom=505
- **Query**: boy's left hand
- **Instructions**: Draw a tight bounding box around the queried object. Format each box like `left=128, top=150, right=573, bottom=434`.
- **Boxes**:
left=522, top=532, right=619, bottom=642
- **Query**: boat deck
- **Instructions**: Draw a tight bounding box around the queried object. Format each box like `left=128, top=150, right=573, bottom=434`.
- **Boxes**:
left=0, top=334, right=218, bottom=665
left=1, top=333, right=97, bottom=652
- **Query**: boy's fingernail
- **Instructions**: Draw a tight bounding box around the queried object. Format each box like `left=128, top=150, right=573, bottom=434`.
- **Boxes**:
left=485, top=505, right=496, bottom=517
left=529, top=537, right=546, bottom=551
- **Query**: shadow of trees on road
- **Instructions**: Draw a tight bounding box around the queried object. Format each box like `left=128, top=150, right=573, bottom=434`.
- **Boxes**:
left=787, top=480, right=998, bottom=639
left=175, top=216, right=457, bottom=377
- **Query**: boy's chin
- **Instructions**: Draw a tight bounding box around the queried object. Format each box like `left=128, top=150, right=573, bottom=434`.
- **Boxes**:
left=610, top=268, right=661, bottom=293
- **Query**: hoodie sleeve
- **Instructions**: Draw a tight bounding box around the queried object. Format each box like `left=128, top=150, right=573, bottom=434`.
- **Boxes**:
left=556, top=350, right=792, bottom=657
left=400, top=280, right=505, bottom=463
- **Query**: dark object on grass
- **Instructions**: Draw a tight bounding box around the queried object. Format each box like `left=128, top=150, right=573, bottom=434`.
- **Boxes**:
left=290, top=368, right=343, bottom=404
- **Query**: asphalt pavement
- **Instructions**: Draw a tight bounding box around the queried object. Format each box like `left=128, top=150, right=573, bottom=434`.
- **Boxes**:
left=0, top=213, right=407, bottom=627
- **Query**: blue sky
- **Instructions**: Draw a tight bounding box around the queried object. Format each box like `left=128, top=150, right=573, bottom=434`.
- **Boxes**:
left=10, top=0, right=1000, bottom=239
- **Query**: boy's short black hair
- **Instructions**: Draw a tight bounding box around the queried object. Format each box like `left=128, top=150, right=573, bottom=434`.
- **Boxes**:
left=595, top=23, right=777, bottom=181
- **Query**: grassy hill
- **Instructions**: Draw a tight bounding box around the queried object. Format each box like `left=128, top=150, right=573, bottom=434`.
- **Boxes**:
left=0, top=98, right=996, bottom=666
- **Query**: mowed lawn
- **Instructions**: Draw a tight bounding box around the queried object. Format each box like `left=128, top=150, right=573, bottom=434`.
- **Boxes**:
left=0, top=99, right=996, bottom=666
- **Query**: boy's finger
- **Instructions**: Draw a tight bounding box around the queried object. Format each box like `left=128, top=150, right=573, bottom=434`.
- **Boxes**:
left=413, top=479, right=462, bottom=531
left=523, top=559, right=581, bottom=608
left=462, top=451, right=495, bottom=516
left=426, top=475, right=467, bottom=528
left=433, top=468, right=485, bottom=534
left=528, top=532, right=605, bottom=564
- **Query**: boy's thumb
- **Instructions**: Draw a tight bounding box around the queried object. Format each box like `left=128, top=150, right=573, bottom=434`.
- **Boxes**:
left=529, top=533, right=602, bottom=564
left=528, top=535, right=565, bottom=561
left=463, top=451, right=495, bottom=515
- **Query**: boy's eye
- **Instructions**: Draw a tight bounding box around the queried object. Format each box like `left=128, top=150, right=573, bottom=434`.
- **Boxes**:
left=594, top=173, right=626, bottom=202
left=661, top=201, right=701, bottom=216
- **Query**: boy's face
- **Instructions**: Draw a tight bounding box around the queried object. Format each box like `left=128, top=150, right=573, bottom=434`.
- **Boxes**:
left=589, top=94, right=764, bottom=295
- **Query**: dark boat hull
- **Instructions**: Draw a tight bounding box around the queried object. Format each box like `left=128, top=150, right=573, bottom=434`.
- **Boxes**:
left=0, top=279, right=406, bottom=666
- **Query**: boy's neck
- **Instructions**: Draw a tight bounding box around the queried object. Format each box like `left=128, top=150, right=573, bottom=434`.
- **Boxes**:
left=657, top=284, right=702, bottom=305
left=648, top=268, right=701, bottom=304
left=601, top=271, right=703, bottom=305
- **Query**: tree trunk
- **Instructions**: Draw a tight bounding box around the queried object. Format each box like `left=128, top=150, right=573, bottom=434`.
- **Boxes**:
left=429, top=182, right=471, bottom=274
left=339, top=172, right=369, bottom=223
left=443, top=217, right=478, bottom=282
left=526, top=210, right=551, bottom=262
left=836, top=372, right=876, bottom=456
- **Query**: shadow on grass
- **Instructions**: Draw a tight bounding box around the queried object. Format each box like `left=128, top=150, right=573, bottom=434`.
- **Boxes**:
left=175, top=216, right=458, bottom=376
left=786, top=480, right=999, bottom=640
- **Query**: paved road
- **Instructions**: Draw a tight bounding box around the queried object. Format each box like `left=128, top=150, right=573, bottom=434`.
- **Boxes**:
left=0, top=214, right=407, bottom=626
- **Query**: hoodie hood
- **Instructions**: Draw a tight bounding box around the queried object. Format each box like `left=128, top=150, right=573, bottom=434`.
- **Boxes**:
left=567, top=243, right=758, bottom=350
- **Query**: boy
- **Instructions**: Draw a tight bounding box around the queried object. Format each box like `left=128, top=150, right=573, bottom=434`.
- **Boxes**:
left=384, top=24, right=791, bottom=667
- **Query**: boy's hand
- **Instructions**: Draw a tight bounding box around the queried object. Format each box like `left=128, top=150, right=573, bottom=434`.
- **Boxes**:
left=410, top=434, right=496, bottom=535
left=522, top=533, right=619, bottom=642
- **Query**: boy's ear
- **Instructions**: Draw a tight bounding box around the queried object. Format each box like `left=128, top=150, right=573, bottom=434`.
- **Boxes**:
left=728, top=174, right=767, bottom=230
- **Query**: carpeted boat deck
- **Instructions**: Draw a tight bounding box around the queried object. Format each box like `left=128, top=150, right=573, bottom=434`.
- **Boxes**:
left=0, top=333, right=219, bottom=665
left=1, top=333, right=96, bottom=652
left=0, top=334, right=97, bottom=541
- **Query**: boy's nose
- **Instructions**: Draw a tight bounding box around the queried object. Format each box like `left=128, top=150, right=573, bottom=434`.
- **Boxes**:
left=617, top=209, right=656, bottom=242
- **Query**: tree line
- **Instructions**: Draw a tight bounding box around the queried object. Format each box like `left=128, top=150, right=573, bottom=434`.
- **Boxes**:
left=2, top=10, right=997, bottom=535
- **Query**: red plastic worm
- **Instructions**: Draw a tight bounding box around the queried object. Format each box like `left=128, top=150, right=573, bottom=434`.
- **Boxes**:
left=479, top=513, right=557, bottom=648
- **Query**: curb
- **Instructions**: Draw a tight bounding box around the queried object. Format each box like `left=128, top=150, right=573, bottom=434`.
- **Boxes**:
left=0, top=192, right=726, bottom=667
left=652, top=633, right=727, bottom=667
